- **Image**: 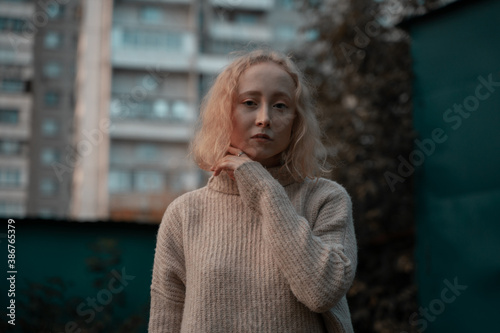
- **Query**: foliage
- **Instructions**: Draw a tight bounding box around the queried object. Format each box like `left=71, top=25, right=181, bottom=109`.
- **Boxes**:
left=291, top=0, right=450, bottom=331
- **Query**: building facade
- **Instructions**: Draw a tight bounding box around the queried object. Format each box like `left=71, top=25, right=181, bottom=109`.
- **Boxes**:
left=0, top=0, right=35, bottom=217
left=0, top=0, right=307, bottom=222
left=107, top=0, right=201, bottom=222
left=105, top=0, right=306, bottom=223
left=26, top=0, right=82, bottom=218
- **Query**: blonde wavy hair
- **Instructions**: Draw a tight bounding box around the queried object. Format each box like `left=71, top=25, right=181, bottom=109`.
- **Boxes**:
left=191, top=49, right=328, bottom=180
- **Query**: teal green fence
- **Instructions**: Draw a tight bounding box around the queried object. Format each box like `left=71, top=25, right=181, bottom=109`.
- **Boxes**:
left=1, top=218, right=158, bottom=333
left=407, top=0, right=500, bottom=331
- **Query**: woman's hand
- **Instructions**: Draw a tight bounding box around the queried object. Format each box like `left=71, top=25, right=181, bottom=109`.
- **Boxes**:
left=211, top=146, right=252, bottom=180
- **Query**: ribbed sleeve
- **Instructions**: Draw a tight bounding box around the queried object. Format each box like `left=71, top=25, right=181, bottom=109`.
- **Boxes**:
left=149, top=205, right=186, bottom=333
left=235, top=162, right=357, bottom=313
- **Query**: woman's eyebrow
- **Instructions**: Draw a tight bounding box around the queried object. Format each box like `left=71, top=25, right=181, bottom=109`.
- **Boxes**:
left=239, top=90, right=292, bottom=99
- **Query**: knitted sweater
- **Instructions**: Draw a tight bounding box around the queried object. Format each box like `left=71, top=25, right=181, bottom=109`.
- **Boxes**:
left=149, top=161, right=357, bottom=333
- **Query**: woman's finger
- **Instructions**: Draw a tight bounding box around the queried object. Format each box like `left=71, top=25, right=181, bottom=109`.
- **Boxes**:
left=227, top=146, right=241, bottom=156
left=212, top=157, right=234, bottom=176
left=212, top=152, right=251, bottom=178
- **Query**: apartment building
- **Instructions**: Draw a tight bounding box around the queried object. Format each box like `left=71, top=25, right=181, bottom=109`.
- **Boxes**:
left=0, top=0, right=307, bottom=222
left=107, top=0, right=201, bottom=222
left=198, top=0, right=304, bottom=95
left=0, top=0, right=35, bottom=217
left=25, top=0, right=82, bottom=218
left=105, top=0, right=306, bottom=223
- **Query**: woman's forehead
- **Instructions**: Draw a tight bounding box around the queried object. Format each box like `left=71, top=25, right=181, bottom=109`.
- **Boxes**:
left=237, top=62, right=296, bottom=92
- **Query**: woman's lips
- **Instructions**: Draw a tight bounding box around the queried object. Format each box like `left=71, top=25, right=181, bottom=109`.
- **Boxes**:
left=251, top=134, right=272, bottom=142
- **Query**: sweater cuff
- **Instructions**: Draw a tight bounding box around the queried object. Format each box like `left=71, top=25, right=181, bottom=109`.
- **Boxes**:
left=234, top=162, right=283, bottom=213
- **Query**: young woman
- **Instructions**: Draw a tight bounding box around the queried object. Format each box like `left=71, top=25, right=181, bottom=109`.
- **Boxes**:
left=149, top=50, right=357, bottom=332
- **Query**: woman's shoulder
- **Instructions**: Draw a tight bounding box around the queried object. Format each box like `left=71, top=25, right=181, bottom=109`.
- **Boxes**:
left=157, top=186, right=209, bottom=230
left=301, top=176, right=350, bottom=196
left=165, top=186, right=209, bottom=213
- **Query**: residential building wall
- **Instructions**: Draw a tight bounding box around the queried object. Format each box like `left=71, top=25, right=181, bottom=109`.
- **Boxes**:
left=70, top=0, right=113, bottom=221
left=0, top=0, right=307, bottom=222
left=0, top=0, right=35, bottom=217
left=26, top=0, right=82, bottom=218
left=108, top=0, right=200, bottom=222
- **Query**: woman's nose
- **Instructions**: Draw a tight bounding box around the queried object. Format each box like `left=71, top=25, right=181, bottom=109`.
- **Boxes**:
left=256, top=105, right=271, bottom=127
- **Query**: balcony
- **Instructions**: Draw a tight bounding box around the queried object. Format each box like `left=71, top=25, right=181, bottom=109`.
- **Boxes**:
left=119, top=0, right=192, bottom=5
left=209, top=21, right=272, bottom=42
left=196, top=54, right=230, bottom=74
left=109, top=120, right=193, bottom=142
left=111, top=26, right=196, bottom=70
left=210, top=0, right=274, bottom=10
left=109, top=97, right=196, bottom=142
left=0, top=0, right=35, bottom=66
left=0, top=34, right=33, bottom=66
left=0, top=1, right=35, bottom=17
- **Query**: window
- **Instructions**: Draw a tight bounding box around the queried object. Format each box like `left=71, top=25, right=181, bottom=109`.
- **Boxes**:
left=134, top=170, right=163, bottom=192
left=108, top=170, right=132, bottom=193
left=0, top=109, right=19, bottom=124
left=44, top=91, right=60, bottom=106
left=46, top=4, right=65, bottom=19
left=122, top=30, right=182, bottom=51
left=41, top=119, right=58, bottom=136
left=40, top=178, right=57, bottom=195
left=165, top=33, right=182, bottom=50
left=111, top=98, right=192, bottom=121
left=41, top=148, right=60, bottom=165
left=209, top=39, right=248, bottom=55
left=0, top=17, right=26, bottom=33
left=199, top=74, right=215, bottom=98
left=0, top=169, right=21, bottom=187
left=0, top=140, right=22, bottom=155
left=168, top=169, right=197, bottom=192
left=109, top=145, right=127, bottom=164
left=0, top=18, right=6, bottom=31
left=133, top=101, right=153, bottom=119
left=153, top=99, right=169, bottom=118
left=234, top=13, right=259, bottom=24
left=1, top=79, right=24, bottom=93
left=277, top=0, right=296, bottom=9
left=276, top=26, right=296, bottom=41
left=0, top=201, right=24, bottom=217
left=38, top=208, right=55, bottom=218
left=180, top=170, right=198, bottom=191
left=140, top=7, right=163, bottom=24
left=136, top=144, right=159, bottom=162
left=172, top=101, right=190, bottom=121
left=44, top=31, right=62, bottom=49
left=43, top=62, right=62, bottom=78
left=111, top=98, right=166, bottom=120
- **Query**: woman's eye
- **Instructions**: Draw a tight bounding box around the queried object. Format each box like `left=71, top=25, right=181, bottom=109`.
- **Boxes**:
left=274, top=103, right=288, bottom=110
left=242, top=100, right=256, bottom=107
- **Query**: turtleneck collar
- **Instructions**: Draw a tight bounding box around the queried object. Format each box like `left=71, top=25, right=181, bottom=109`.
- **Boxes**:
left=207, top=162, right=297, bottom=195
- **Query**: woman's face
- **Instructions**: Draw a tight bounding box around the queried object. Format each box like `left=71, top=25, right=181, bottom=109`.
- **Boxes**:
left=230, top=62, right=297, bottom=168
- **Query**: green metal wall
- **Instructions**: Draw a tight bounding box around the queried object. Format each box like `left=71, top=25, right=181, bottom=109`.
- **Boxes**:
left=409, top=0, right=500, bottom=331
left=1, top=219, right=158, bottom=332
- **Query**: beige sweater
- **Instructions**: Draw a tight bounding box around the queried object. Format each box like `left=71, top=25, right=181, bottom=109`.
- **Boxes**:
left=149, top=162, right=357, bottom=332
